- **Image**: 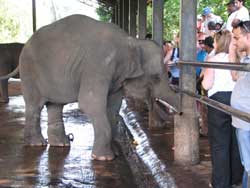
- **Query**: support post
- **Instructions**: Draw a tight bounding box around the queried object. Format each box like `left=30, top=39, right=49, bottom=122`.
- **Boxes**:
left=115, top=4, right=119, bottom=25
left=111, top=6, right=116, bottom=24
left=129, top=0, right=137, bottom=37
left=138, top=0, right=147, bottom=39
left=123, top=0, right=129, bottom=32
left=32, top=0, right=36, bottom=33
left=152, top=0, right=163, bottom=46
left=119, top=0, right=124, bottom=28
left=174, top=0, right=199, bottom=165
left=148, top=0, right=164, bottom=130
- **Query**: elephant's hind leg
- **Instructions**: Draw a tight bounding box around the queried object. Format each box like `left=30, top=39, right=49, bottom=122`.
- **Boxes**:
left=47, top=103, right=70, bottom=146
left=24, top=103, right=47, bottom=146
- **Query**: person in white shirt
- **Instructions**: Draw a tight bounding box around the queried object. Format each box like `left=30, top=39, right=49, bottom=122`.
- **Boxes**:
left=230, top=20, right=250, bottom=188
left=202, top=30, right=243, bottom=188
left=232, top=0, right=250, bottom=27
left=226, top=0, right=238, bottom=31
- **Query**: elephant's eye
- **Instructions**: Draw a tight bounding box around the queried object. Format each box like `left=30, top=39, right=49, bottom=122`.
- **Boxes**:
left=151, top=74, right=160, bottom=83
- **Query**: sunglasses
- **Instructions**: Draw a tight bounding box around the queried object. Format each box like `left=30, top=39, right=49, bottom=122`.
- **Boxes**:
left=198, top=40, right=205, bottom=44
left=238, top=21, right=250, bottom=33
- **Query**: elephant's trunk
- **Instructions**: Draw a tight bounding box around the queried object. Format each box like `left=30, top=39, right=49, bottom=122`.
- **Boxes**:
left=153, top=74, right=179, bottom=111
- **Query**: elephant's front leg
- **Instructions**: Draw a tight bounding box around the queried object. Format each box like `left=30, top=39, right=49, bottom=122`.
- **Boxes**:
left=107, top=91, right=123, bottom=141
left=78, top=85, right=114, bottom=161
left=47, top=103, right=70, bottom=146
left=0, top=80, right=9, bottom=103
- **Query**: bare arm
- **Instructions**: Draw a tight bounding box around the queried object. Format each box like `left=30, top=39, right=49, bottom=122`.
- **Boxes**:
left=229, top=37, right=239, bottom=81
left=202, top=68, right=215, bottom=90
left=202, top=55, right=215, bottom=90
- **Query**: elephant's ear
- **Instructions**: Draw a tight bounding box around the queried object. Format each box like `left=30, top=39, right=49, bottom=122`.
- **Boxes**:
left=111, top=38, right=144, bottom=92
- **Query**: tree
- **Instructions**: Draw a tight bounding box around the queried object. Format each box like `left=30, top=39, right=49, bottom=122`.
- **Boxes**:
left=96, top=4, right=112, bottom=22
left=0, top=0, right=20, bottom=42
left=95, top=0, right=250, bottom=40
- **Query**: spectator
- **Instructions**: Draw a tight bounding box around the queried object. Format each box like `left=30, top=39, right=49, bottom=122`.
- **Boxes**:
left=226, top=0, right=238, bottom=31
left=231, top=0, right=250, bottom=27
left=196, top=32, right=207, bottom=77
left=230, top=20, right=250, bottom=188
left=202, top=30, right=243, bottom=188
left=204, top=36, right=214, bottom=55
left=201, top=7, right=223, bottom=36
left=167, top=32, right=180, bottom=85
left=197, top=14, right=204, bottom=32
left=163, top=40, right=173, bottom=77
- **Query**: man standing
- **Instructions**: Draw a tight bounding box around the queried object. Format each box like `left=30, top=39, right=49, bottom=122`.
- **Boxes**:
left=226, top=0, right=238, bottom=31
left=231, top=20, right=250, bottom=188
left=232, top=0, right=249, bottom=27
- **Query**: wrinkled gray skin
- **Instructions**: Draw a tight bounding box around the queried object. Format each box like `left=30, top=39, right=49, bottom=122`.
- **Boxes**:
left=0, top=43, right=24, bottom=103
left=18, top=15, right=178, bottom=160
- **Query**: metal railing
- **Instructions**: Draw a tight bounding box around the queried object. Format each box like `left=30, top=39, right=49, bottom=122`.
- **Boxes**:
left=163, top=60, right=250, bottom=123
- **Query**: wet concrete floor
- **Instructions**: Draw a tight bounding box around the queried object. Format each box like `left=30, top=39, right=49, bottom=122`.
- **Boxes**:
left=0, top=79, right=212, bottom=188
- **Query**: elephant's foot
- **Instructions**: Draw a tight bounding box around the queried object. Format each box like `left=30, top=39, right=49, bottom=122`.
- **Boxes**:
left=48, top=135, right=70, bottom=147
left=92, top=141, right=115, bottom=161
left=25, top=135, right=47, bottom=146
left=91, top=153, right=114, bottom=161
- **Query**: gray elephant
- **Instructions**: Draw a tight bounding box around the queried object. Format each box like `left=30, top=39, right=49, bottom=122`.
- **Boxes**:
left=2, top=15, right=178, bottom=160
left=0, top=43, right=24, bottom=103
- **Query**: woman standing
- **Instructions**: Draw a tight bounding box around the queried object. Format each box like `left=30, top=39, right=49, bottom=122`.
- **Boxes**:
left=202, top=30, right=243, bottom=188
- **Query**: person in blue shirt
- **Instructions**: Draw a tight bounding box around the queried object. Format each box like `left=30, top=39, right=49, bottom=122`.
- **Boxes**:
left=196, top=32, right=208, bottom=77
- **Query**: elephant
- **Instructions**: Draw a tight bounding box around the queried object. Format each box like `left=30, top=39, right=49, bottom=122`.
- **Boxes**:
left=1, top=15, right=178, bottom=161
left=0, top=43, right=24, bottom=103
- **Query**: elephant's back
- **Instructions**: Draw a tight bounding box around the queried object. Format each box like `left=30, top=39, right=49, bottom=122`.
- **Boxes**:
left=19, top=14, right=129, bottom=102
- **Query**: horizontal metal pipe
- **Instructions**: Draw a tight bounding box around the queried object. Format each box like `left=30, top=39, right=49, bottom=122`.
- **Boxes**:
left=155, top=98, right=180, bottom=114
left=170, top=85, right=250, bottom=123
left=178, top=61, right=250, bottom=72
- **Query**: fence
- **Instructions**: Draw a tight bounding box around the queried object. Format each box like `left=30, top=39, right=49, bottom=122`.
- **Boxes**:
left=163, top=61, right=250, bottom=123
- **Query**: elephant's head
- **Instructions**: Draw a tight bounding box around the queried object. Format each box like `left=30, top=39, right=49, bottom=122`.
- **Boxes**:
left=122, top=37, right=178, bottom=108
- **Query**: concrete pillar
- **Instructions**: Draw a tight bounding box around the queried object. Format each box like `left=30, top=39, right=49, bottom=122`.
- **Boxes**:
left=152, top=0, right=163, bottom=46
left=148, top=0, right=164, bottom=130
left=138, top=0, right=147, bottom=39
left=123, top=0, right=129, bottom=32
left=174, top=0, right=199, bottom=165
left=129, top=0, right=137, bottom=37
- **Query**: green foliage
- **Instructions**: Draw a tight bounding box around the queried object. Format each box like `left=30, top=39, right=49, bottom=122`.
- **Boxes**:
left=163, top=0, right=180, bottom=40
left=96, top=5, right=112, bottom=22
left=0, top=0, right=20, bottom=42
left=95, top=0, right=250, bottom=41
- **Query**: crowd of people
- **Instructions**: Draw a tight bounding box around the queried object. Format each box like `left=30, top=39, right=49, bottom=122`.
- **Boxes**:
left=162, top=1, right=250, bottom=188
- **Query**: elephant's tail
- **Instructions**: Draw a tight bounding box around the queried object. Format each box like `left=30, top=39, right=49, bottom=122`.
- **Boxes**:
left=0, top=66, right=19, bottom=80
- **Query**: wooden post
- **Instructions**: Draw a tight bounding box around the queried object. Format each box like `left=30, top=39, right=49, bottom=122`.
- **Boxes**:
left=123, top=0, right=129, bottom=32
left=148, top=0, right=164, bottom=130
left=138, top=0, right=147, bottom=39
left=152, top=0, right=163, bottom=46
left=129, top=0, right=137, bottom=37
left=32, top=0, right=36, bottom=33
left=174, top=0, right=199, bottom=165
left=118, top=0, right=124, bottom=28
